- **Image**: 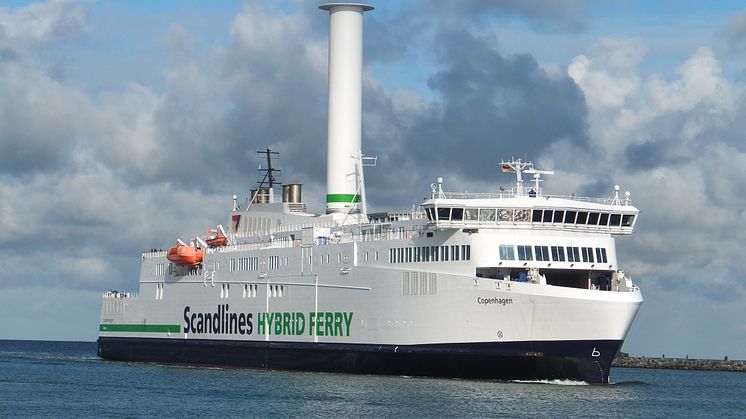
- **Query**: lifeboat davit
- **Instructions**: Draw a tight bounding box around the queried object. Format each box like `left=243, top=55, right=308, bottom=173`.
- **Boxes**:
left=166, top=245, right=204, bottom=266
left=205, top=228, right=228, bottom=248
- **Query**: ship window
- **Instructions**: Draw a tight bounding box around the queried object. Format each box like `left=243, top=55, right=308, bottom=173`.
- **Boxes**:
left=437, top=207, right=451, bottom=221
left=479, top=209, right=496, bottom=222
left=517, top=245, right=533, bottom=261
left=609, top=213, right=621, bottom=226
left=551, top=246, right=565, bottom=262
left=532, top=210, right=543, bottom=222
left=596, top=248, right=608, bottom=263
left=567, top=247, right=580, bottom=262
left=553, top=210, right=564, bottom=223
left=451, top=208, right=464, bottom=221
left=425, top=207, right=435, bottom=221
left=452, top=245, right=460, bottom=261
left=599, top=213, right=609, bottom=226
left=576, top=212, right=588, bottom=224
left=499, top=244, right=515, bottom=260
left=443, top=246, right=450, bottom=261
left=582, top=247, right=594, bottom=263
left=407, top=248, right=412, bottom=262
left=230, top=258, right=237, bottom=272
left=463, top=245, right=470, bottom=260
left=498, top=209, right=514, bottom=222
left=364, top=252, right=369, bottom=262
left=542, top=210, right=553, bottom=223
left=588, top=212, right=600, bottom=225
left=564, top=211, right=577, bottom=224
left=431, top=246, right=438, bottom=261
left=375, top=251, right=379, bottom=261
left=464, top=208, right=478, bottom=221
left=534, top=246, right=550, bottom=261
left=622, top=214, right=635, bottom=227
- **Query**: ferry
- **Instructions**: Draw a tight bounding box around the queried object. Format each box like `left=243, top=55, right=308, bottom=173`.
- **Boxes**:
left=97, top=2, right=642, bottom=384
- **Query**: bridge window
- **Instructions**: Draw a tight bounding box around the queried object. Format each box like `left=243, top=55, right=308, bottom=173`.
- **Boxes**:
left=553, top=210, right=564, bottom=223
left=551, top=246, right=565, bottom=262
left=464, top=208, right=478, bottom=221
left=609, top=213, right=621, bottom=226
left=542, top=210, right=553, bottom=222
left=479, top=208, right=496, bottom=222
left=588, top=212, right=600, bottom=225
left=532, top=210, right=543, bottom=222
left=499, top=244, right=515, bottom=260
left=576, top=212, right=588, bottom=224
left=622, top=214, right=635, bottom=227
left=451, top=208, right=464, bottom=221
left=599, top=213, right=609, bottom=226
left=517, top=245, right=533, bottom=261
left=499, top=209, right=514, bottom=222
left=425, top=207, right=435, bottom=221
left=437, top=207, right=451, bottom=221
left=564, top=211, right=577, bottom=224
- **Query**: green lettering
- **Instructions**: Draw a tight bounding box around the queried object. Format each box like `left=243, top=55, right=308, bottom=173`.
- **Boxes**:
left=273, top=313, right=282, bottom=335
left=343, top=312, right=353, bottom=336
left=333, top=312, right=343, bottom=336
left=316, top=312, right=324, bottom=336
left=257, top=312, right=266, bottom=335
left=324, top=312, right=334, bottom=337
left=283, top=312, right=291, bottom=335
left=295, top=312, right=306, bottom=336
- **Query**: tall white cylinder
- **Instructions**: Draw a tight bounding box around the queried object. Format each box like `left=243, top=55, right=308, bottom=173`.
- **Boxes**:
left=319, top=3, right=373, bottom=214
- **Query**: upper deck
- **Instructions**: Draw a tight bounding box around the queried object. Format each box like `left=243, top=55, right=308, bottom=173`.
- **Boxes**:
left=421, top=160, right=639, bottom=234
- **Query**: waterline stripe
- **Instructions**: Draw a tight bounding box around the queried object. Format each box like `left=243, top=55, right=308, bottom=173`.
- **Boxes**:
left=326, top=193, right=361, bottom=203
left=99, top=324, right=181, bottom=333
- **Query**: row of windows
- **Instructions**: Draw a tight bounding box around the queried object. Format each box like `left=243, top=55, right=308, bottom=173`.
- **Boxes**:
left=228, top=256, right=288, bottom=272
left=389, top=245, right=471, bottom=264
left=532, top=210, right=634, bottom=227
left=424, top=206, right=635, bottom=228
left=499, top=244, right=608, bottom=263
left=222, top=283, right=286, bottom=298
left=230, top=257, right=259, bottom=272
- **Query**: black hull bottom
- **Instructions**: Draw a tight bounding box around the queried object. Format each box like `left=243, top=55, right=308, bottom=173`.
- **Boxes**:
left=97, top=337, right=623, bottom=384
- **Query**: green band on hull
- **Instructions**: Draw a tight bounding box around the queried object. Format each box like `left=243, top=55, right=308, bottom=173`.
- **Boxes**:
left=326, top=194, right=361, bottom=203
left=99, top=324, right=181, bottom=333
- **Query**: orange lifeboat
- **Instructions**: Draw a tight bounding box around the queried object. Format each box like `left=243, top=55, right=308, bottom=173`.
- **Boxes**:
left=166, top=245, right=204, bottom=266
left=205, top=228, right=228, bottom=248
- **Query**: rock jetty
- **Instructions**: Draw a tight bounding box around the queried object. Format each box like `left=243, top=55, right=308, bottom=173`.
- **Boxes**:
left=613, top=354, right=746, bottom=372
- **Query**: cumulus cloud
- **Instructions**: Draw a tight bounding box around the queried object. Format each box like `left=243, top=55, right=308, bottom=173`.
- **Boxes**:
left=720, top=8, right=746, bottom=51
left=564, top=37, right=746, bottom=300
left=0, top=0, right=88, bottom=44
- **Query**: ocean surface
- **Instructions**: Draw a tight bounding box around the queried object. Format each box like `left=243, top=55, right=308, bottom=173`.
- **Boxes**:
left=1, top=340, right=744, bottom=418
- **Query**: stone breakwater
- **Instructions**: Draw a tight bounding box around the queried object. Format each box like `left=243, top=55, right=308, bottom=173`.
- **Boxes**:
left=613, top=356, right=746, bottom=372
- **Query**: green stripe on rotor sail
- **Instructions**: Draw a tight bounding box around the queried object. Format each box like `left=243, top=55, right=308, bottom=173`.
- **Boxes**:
left=326, top=194, right=361, bottom=203
left=99, top=324, right=181, bottom=333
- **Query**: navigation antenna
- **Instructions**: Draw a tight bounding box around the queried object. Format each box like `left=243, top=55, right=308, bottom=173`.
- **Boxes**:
left=499, top=158, right=553, bottom=196
left=257, top=148, right=281, bottom=203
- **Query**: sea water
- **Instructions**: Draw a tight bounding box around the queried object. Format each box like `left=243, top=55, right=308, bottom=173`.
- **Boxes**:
left=1, top=340, right=744, bottom=418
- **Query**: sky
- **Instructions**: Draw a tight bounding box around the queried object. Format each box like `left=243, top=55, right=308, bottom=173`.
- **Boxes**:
left=1, top=0, right=746, bottom=359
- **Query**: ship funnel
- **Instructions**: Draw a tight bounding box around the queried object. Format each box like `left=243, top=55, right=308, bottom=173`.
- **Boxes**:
left=319, top=3, right=373, bottom=214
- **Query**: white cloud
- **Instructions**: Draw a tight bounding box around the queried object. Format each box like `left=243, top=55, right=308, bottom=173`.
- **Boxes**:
left=562, top=37, right=746, bottom=297
left=0, top=0, right=88, bottom=44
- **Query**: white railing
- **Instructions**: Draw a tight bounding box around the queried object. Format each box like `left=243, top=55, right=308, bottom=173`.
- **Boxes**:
left=437, top=189, right=627, bottom=206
